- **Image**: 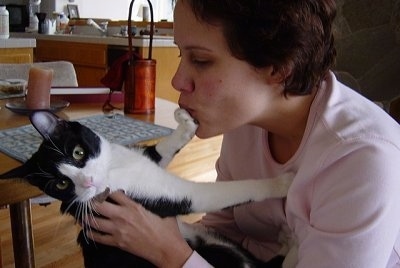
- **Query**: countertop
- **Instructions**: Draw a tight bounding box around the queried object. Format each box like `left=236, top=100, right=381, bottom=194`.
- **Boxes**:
left=0, top=38, right=36, bottom=49
left=10, top=32, right=175, bottom=47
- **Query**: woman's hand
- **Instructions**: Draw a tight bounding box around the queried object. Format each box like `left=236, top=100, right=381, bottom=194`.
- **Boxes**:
left=86, top=191, right=193, bottom=268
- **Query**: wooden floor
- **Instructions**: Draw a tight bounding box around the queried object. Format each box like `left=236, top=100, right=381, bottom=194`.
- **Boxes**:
left=0, top=136, right=222, bottom=268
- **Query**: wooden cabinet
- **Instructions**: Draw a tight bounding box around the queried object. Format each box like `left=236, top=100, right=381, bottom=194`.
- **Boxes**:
left=0, top=48, right=33, bottom=63
left=35, top=40, right=108, bottom=87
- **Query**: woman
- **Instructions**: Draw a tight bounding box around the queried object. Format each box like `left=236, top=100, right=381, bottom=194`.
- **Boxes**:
left=88, top=0, right=400, bottom=267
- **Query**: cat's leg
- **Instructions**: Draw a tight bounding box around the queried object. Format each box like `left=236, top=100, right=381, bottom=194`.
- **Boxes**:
left=277, top=225, right=298, bottom=268
left=153, top=108, right=197, bottom=167
left=282, top=245, right=298, bottom=268
left=279, top=227, right=298, bottom=268
left=129, top=172, right=294, bottom=218
left=186, top=172, right=294, bottom=213
left=177, top=220, right=262, bottom=267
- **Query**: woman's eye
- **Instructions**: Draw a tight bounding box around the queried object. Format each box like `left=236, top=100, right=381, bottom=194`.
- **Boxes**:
left=56, top=180, right=69, bottom=190
left=72, top=145, right=85, bottom=160
left=192, top=59, right=210, bottom=65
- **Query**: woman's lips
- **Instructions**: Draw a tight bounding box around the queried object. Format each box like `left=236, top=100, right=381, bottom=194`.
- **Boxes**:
left=179, top=104, right=199, bottom=124
left=186, top=109, right=199, bottom=124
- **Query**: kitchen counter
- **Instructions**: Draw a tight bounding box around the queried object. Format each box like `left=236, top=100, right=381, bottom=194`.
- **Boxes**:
left=0, top=38, right=36, bottom=48
left=10, top=32, right=175, bottom=47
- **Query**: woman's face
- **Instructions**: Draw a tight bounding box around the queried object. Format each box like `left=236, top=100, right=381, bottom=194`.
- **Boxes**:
left=172, top=0, right=283, bottom=138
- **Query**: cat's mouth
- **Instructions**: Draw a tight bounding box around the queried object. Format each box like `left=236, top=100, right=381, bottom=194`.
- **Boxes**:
left=93, top=187, right=110, bottom=203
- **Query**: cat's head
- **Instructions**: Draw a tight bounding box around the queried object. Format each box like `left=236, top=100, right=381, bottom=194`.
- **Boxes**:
left=0, top=111, right=110, bottom=206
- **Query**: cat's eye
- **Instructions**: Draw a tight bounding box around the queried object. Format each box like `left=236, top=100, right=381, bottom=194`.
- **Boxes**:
left=73, top=145, right=85, bottom=160
left=56, top=180, right=69, bottom=190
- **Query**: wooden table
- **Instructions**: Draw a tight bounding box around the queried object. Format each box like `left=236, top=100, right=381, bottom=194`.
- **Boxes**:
left=0, top=98, right=179, bottom=268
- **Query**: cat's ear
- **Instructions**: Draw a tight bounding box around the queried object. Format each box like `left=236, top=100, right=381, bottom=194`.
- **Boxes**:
left=30, top=111, right=63, bottom=139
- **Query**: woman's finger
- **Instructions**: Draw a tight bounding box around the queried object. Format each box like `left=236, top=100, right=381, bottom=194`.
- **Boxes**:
left=107, top=190, right=133, bottom=205
left=86, top=228, right=117, bottom=247
left=86, top=214, right=115, bottom=234
left=92, top=191, right=131, bottom=218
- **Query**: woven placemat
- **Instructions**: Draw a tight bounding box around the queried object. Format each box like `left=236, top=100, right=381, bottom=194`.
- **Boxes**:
left=0, top=114, right=173, bottom=162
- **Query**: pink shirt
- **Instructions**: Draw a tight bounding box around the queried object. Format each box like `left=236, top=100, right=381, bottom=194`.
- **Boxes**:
left=184, top=72, right=400, bottom=267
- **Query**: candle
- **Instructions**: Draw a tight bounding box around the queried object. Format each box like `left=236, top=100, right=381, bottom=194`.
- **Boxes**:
left=26, top=66, right=54, bottom=110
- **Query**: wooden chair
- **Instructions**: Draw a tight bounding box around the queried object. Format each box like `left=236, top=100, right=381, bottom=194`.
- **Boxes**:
left=1, top=61, right=78, bottom=206
left=0, top=235, right=2, bottom=268
left=0, top=61, right=78, bottom=268
left=0, top=61, right=78, bottom=87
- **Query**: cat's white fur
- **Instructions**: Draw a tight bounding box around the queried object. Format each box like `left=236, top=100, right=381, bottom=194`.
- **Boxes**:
left=57, top=108, right=295, bottom=265
left=60, top=140, right=293, bottom=210
left=278, top=225, right=298, bottom=268
left=58, top=109, right=293, bottom=209
left=155, top=109, right=197, bottom=168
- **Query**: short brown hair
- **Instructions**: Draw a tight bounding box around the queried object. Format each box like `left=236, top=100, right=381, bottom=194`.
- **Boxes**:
left=181, top=0, right=337, bottom=95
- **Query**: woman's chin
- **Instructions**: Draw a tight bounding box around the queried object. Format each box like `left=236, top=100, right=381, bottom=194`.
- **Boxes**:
left=195, top=126, right=221, bottom=139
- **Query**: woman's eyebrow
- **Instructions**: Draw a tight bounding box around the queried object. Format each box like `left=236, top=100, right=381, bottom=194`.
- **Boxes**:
left=174, top=41, right=213, bottom=52
left=182, top=46, right=213, bottom=52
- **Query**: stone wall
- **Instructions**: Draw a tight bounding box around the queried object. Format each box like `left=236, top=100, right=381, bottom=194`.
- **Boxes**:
left=333, top=0, right=400, bottom=102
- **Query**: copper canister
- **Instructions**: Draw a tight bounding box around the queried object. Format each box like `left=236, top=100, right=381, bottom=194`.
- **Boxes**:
left=124, top=59, right=156, bottom=114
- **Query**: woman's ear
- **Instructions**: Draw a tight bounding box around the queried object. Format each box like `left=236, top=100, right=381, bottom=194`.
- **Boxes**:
left=266, top=65, right=292, bottom=85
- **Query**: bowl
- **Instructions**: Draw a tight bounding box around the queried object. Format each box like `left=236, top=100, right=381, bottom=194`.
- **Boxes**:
left=0, top=79, right=27, bottom=95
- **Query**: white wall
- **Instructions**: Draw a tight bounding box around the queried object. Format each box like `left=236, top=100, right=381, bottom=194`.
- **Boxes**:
left=0, top=0, right=25, bottom=5
left=0, top=0, right=174, bottom=21
left=41, top=0, right=174, bottom=21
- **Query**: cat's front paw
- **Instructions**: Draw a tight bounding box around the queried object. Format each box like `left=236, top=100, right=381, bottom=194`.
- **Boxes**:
left=271, top=172, right=295, bottom=197
left=174, top=108, right=198, bottom=137
left=174, top=108, right=196, bottom=124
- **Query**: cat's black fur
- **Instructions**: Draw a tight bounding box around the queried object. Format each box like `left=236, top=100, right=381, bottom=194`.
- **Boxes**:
left=0, top=110, right=288, bottom=268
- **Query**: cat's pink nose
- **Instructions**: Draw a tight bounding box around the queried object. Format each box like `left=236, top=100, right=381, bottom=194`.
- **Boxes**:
left=82, top=177, right=94, bottom=188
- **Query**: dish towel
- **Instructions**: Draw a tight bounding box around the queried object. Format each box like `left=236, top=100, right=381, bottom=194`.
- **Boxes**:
left=100, top=52, right=141, bottom=92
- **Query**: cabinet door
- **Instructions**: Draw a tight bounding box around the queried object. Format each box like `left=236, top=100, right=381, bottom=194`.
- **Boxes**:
left=0, top=48, right=33, bottom=63
left=36, top=40, right=107, bottom=87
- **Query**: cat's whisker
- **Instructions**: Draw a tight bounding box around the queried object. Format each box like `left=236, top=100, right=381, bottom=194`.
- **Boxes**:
left=31, top=169, right=53, bottom=179
left=44, top=135, right=65, bottom=156
left=79, top=203, right=92, bottom=243
left=75, top=200, right=83, bottom=222
left=44, top=145, right=64, bottom=155
left=61, top=197, right=78, bottom=216
left=88, top=200, right=99, bottom=228
left=43, top=181, right=55, bottom=193
left=82, top=202, right=96, bottom=245
left=29, top=165, right=54, bottom=178
left=62, top=198, right=86, bottom=237
left=51, top=209, right=70, bottom=242
left=31, top=172, right=53, bottom=179
left=75, top=203, right=89, bottom=244
left=84, top=203, right=92, bottom=242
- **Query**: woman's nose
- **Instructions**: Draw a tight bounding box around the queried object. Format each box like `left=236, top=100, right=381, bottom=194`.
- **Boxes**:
left=171, top=62, right=193, bottom=93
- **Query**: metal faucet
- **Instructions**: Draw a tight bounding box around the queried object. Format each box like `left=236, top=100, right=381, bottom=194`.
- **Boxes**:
left=87, top=19, right=108, bottom=36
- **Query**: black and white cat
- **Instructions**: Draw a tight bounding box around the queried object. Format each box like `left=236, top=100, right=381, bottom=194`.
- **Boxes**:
left=0, top=109, right=293, bottom=268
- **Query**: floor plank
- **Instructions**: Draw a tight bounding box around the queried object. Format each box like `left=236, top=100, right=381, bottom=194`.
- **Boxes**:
left=0, top=201, right=83, bottom=268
